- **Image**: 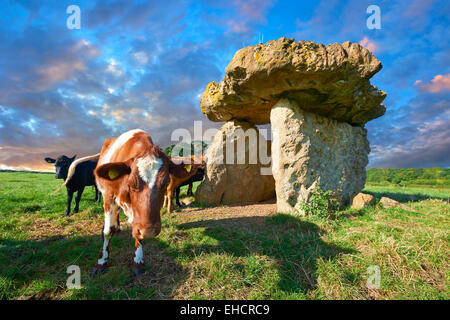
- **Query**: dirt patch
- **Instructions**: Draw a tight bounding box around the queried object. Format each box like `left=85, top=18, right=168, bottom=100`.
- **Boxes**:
left=25, top=217, right=103, bottom=241
left=172, top=199, right=277, bottom=224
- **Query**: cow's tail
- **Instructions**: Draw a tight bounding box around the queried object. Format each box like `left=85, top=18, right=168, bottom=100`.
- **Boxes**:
left=52, top=153, right=101, bottom=194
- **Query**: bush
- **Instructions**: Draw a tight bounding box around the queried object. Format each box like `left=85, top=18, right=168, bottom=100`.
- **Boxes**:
left=295, top=185, right=340, bottom=218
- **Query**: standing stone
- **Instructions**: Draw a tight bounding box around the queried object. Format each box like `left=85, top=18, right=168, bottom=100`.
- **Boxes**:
left=271, top=99, right=370, bottom=214
left=195, top=120, right=275, bottom=205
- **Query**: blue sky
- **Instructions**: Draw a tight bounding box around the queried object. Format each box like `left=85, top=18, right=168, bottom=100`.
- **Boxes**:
left=0, top=0, right=448, bottom=171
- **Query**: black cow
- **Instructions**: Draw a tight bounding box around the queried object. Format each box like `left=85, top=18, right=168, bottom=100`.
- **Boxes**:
left=175, top=167, right=205, bottom=207
left=45, top=155, right=101, bottom=216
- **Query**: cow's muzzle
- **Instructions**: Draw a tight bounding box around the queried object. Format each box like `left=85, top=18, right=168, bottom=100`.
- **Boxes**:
left=133, top=223, right=161, bottom=240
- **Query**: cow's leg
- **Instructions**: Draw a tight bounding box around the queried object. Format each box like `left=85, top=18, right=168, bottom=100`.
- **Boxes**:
left=94, top=185, right=102, bottom=203
left=132, top=239, right=144, bottom=276
left=115, top=208, right=121, bottom=234
left=163, top=193, right=168, bottom=209
left=187, top=183, right=193, bottom=196
left=92, top=199, right=119, bottom=276
left=175, top=187, right=182, bottom=207
left=94, top=185, right=99, bottom=202
left=73, top=187, right=84, bottom=213
left=167, top=190, right=173, bottom=213
left=65, top=188, right=74, bottom=216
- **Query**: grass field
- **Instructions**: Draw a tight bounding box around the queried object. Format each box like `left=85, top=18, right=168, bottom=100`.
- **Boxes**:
left=0, top=171, right=448, bottom=300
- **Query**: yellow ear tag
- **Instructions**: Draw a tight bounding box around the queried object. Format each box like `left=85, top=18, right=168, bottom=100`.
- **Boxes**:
left=184, top=165, right=191, bottom=173
left=108, top=169, right=119, bottom=180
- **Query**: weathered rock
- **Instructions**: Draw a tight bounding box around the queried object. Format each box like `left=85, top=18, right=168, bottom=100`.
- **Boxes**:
left=271, top=99, right=370, bottom=214
left=201, top=37, right=386, bottom=126
left=195, top=120, right=275, bottom=205
left=352, top=193, right=375, bottom=209
left=181, top=198, right=194, bottom=206
left=379, top=197, right=413, bottom=211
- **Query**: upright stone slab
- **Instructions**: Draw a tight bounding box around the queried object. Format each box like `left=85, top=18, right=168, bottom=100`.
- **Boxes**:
left=271, top=99, right=370, bottom=214
left=195, top=120, right=275, bottom=205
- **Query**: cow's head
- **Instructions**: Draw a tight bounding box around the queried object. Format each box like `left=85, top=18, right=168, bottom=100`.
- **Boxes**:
left=95, top=148, right=169, bottom=240
left=45, top=155, right=76, bottom=179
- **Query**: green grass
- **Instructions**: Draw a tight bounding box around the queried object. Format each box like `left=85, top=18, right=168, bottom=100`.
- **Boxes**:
left=0, top=171, right=448, bottom=299
left=364, top=184, right=449, bottom=202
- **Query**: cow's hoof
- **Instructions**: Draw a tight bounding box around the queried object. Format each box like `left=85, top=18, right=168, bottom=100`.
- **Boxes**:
left=91, top=267, right=106, bottom=277
left=64, top=211, right=70, bottom=217
left=73, top=209, right=79, bottom=214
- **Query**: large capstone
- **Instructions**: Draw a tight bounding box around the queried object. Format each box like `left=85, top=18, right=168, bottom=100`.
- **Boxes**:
left=201, top=37, right=386, bottom=126
left=195, top=120, right=275, bottom=205
left=271, top=99, right=370, bottom=213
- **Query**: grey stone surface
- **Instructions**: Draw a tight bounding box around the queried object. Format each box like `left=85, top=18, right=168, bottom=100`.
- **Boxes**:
left=195, top=120, right=275, bottom=205
left=271, top=99, right=370, bottom=213
left=201, top=37, right=386, bottom=126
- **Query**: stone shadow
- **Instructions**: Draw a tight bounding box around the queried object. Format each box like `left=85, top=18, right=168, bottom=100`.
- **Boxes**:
left=176, top=214, right=354, bottom=295
left=363, top=190, right=448, bottom=203
left=1, top=212, right=353, bottom=299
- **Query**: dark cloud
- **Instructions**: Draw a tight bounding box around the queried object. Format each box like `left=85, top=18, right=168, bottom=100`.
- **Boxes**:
left=368, top=120, right=450, bottom=168
left=367, top=90, right=450, bottom=168
left=0, top=0, right=448, bottom=171
left=0, top=0, right=259, bottom=171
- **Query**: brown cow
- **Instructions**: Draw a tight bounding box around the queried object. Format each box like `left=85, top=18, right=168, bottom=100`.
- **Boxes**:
left=163, top=155, right=205, bottom=213
left=89, top=129, right=174, bottom=276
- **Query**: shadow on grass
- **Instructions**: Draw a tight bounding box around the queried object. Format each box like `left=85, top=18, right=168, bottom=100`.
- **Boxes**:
left=176, top=214, right=354, bottom=295
left=1, top=213, right=353, bottom=299
left=0, top=230, right=187, bottom=300
left=363, top=190, right=448, bottom=203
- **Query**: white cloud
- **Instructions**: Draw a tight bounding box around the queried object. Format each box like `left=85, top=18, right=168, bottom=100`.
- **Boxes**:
left=107, top=59, right=123, bottom=76
left=134, top=51, right=149, bottom=64
left=359, top=36, right=379, bottom=53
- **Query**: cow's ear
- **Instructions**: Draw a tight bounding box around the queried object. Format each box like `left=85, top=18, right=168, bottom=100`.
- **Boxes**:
left=95, top=162, right=131, bottom=181
left=71, top=155, right=77, bottom=161
left=45, top=157, right=56, bottom=164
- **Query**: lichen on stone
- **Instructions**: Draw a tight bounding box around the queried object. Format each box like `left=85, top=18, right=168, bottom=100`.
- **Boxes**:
left=200, top=37, right=386, bottom=126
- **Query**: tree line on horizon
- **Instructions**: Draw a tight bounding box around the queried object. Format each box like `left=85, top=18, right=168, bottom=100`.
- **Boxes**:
left=164, top=141, right=208, bottom=157
left=366, top=167, right=450, bottom=186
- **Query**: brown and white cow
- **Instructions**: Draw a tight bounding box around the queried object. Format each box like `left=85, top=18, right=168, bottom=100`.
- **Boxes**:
left=91, top=129, right=172, bottom=276
left=163, top=155, right=205, bottom=213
